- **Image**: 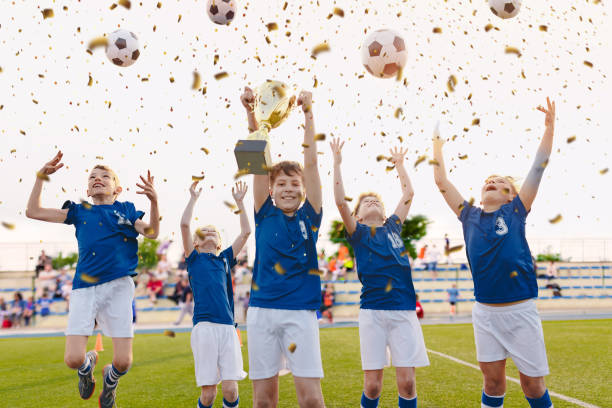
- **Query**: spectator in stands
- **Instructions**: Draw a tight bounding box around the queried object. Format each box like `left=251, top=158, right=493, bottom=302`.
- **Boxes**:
left=10, top=292, right=27, bottom=327
left=146, top=271, right=164, bottom=305
left=176, top=255, right=188, bottom=279
left=447, top=284, right=459, bottom=316
left=318, top=252, right=329, bottom=280
left=546, top=261, right=558, bottom=279
left=23, top=296, right=36, bottom=326
left=61, top=279, right=72, bottom=311
left=415, top=294, right=424, bottom=319
left=168, top=276, right=187, bottom=305
left=37, top=263, right=57, bottom=296
left=53, top=268, right=71, bottom=299
left=1, top=297, right=11, bottom=328
left=37, top=289, right=53, bottom=318
left=173, top=277, right=194, bottom=325
left=156, top=239, right=173, bottom=258
left=328, top=256, right=337, bottom=281
left=155, top=253, right=171, bottom=283
left=35, top=250, right=51, bottom=277
left=241, top=291, right=250, bottom=322
left=320, top=283, right=335, bottom=323
left=426, top=244, right=441, bottom=279
left=234, top=260, right=250, bottom=285
left=417, top=244, right=428, bottom=269
left=344, top=256, right=354, bottom=274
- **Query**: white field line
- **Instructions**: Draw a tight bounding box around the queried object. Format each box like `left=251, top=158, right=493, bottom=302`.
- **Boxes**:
left=426, top=349, right=601, bottom=408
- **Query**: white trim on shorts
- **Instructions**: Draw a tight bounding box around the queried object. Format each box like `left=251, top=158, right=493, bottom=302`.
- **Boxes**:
left=191, top=321, right=247, bottom=386
left=472, top=299, right=550, bottom=377
left=246, top=307, right=324, bottom=380
left=359, top=309, right=430, bottom=370
left=66, top=276, right=135, bottom=338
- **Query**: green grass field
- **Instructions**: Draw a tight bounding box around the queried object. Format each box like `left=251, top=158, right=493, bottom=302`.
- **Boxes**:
left=1, top=320, right=610, bottom=407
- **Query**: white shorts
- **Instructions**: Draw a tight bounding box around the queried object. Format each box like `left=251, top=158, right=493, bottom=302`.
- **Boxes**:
left=66, top=276, right=135, bottom=338
left=191, top=322, right=247, bottom=386
left=472, top=299, right=549, bottom=377
left=246, top=307, right=324, bottom=380
left=359, top=309, right=430, bottom=370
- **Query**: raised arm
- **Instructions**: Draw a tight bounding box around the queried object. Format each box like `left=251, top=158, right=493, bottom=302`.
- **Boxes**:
left=242, top=86, right=270, bottom=213
left=389, top=147, right=414, bottom=222
left=179, top=181, right=202, bottom=257
left=231, top=181, right=251, bottom=256
left=134, top=170, right=160, bottom=239
left=432, top=123, right=465, bottom=217
left=298, top=90, right=322, bottom=213
left=519, top=97, right=555, bottom=212
left=330, top=138, right=356, bottom=235
left=25, top=151, right=68, bottom=223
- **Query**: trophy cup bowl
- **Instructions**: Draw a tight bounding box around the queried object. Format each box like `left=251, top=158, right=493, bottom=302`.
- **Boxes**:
left=234, top=80, right=296, bottom=175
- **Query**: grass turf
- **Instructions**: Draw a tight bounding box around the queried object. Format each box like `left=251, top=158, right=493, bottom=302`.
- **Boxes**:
left=0, top=320, right=609, bottom=407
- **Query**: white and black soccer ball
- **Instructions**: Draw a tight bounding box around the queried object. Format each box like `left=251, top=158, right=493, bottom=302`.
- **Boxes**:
left=489, top=0, right=521, bottom=19
left=207, top=0, right=237, bottom=25
left=361, top=29, right=407, bottom=79
left=105, top=29, right=140, bottom=67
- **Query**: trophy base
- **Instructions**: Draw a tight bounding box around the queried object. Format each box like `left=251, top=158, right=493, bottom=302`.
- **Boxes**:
left=234, top=139, right=272, bottom=175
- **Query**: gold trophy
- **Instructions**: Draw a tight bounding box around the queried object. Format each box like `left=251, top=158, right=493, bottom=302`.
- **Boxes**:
left=234, top=80, right=296, bottom=175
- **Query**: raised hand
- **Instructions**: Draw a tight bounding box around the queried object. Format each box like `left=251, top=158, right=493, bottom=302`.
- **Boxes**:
left=232, top=181, right=248, bottom=204
left=136, top=170, right=158, bottom=203
left=297, top=90, right=313, bottom=113
left=389, top=146, right=408, bottom=166
left=39, top=151, right=64, bottom=176
left=329, top=137, right=344, bottom=165
left=189, top=180, right=203, bottom=200
left=537, top=97, right=556, bottom=128
left=432, top=121, right=445, bottom=149
left=241, top=86, right=255, bottom=110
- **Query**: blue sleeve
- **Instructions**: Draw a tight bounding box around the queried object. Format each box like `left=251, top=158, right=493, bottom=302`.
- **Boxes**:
left=124, top=201, right=145, bottom=225
left=62, top=201, right=78, bottom=225
left=221, top=246, right=237, bottom=269
left=254, top=196, right=274, bottom=223
left=301, top=199, right=323, bottom=229
left=386, top=214, right=402, bottom=234
left=185, top=249, right=198, bottom=267
left=346, top=222, right=367, bottom=247
left=513, top=195, right=529, bottom=219
left=458, top=200, right=477, bottom=223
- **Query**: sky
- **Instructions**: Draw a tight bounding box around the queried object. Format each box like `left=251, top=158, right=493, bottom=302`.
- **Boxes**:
left=0, top=0, right=610, bottom=267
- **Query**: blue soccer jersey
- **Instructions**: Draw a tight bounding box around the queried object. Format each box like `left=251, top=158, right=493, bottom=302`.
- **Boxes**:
left=347, top=214, right=416, bottom=310
left=63, top=200, right=144, bottom=289
left=187, top=246, right=236, bottom=326
left=250, top=196, right=322, bottom=310
left=460, top=195, right=537, bottom=303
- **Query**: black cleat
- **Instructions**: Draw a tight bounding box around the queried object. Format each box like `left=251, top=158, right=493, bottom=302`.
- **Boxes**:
left=78, top=350, right=98, bottom=400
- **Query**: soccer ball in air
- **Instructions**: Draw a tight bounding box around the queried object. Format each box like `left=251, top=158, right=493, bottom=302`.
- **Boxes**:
left=207, top=0, right=237, bottom=25
left=488, top=0, right=521, bottom=19
left=105, top=29, right=140, bottom=67
left=361, top=29, right=407, bottom=79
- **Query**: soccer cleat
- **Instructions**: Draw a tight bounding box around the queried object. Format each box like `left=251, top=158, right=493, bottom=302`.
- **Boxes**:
left=99, top=365, right=118, bottom=408
left=78, top=350, right=98, bottom=400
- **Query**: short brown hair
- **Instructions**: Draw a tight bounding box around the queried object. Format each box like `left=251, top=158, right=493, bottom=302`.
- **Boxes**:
left=353, top=192, right=385, bottom=217
left=91, top=165, right=120, bottom=187
left=269, top=161, right=304, bottom=184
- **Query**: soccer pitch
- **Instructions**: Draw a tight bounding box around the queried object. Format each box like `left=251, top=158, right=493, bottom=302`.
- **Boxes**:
left=1, top=320, right=609, bottom=407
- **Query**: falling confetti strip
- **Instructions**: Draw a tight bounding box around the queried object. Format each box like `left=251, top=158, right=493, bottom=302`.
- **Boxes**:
left=224, top=201, right=237, bottom=210
left=432, top=27, right=442, bottom=34
left=233, top=169, right=249, bottom=180
left=192, top=175, right=205, bottom=182
left=144, top=227, right=155, bottom=235
left=36, top=171, right=50, bottom=181
left=251, top=281, right=259, bottom=291
left=510, top=271, right=518, bottom=278
left=505, top=46, right=522, bottom=57
left=1, top=222, right=15, bottom=230
left=445, top=245, right=464, bottom=255
left=567, top=136, right=576, bottom=143
left=88, top=37, right=109, bottom=51
left=311, top=43, right=330, bottom=58
left=414, top=155, right=427, bottom=168
left=583, top=61, right=593, bottom=68
left=195, top=229, right=206, bottom=239
left=539, top=25, right=548, bottom=32
left=42, top=9, right=54, bottom=19
left=163, top=330, right=176, bottom=338
left=600, top=168, right=609, bottom=175
left=459, top=154, right=468, bottom=160
left=288, top=343, right=297, bottom=353
left=214, top=72, right=229, bottom=80
left=192, top=71, right=201, bottom=90
left=119, top=0, right=131, bottom=9
left=314, top=133, right=326, bottom=141
left=80, top=200, right=92, bottom=210
left=549, top=214, right=563, bottom=224
left=384, top=278, right=393, bottom=293
left=200, top=147, right=209, bottom=155
left=472, top=118, right=480, bottom=126
left=344, top=196, right=353, bottom=202
left=274, top=263, right=286, bottom=275
left=308, top=269, right=323, bottom=276
left=333, top=7, right=344, bottom=17
left=266, top=22, right=278, bottom=31
left=81, top=273, right=99, bottom=283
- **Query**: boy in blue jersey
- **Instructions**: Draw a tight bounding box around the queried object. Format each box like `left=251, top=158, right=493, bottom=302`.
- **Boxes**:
left=180, top=179, right=250, bottom=408
left=432, top=98, right=556, bottom=408
left=26, top=152, right=159, bottom=408
left=330, top=139, right=429, bottom=408
left=241, top=87, right=325, bottom=408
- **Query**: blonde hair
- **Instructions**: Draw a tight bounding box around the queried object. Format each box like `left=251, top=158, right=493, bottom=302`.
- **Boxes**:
left=194, top=225, right=222, bottom=252
left=91, top=165, right=120, bottom=187
left=353, top=192, right=385, bottom=217
left=485, top=174, right=520, bottom=195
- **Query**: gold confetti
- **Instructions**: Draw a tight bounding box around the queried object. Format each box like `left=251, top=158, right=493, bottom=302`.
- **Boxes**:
left=10, top=149, right=16, bottom=154
left=192, top=71, right=201, bottom=90
left=110, top=3, right=118, bottom=9
left=233, top=209, right=242, bottom=215
left=432, top=27, right=442, bottom=34
left=468, top=197, right=475, bottom=206
left=505, top=46, right=522, bottom=57
left=224, top=201, right=237, bottom=210
left=200, top=147, right=209, bottom=155
left=539, top=25, right=548, bottom=32
left=333, top=7, right=344, bottom=17
left=414, top=155, right=427, bottom=168
left=311, top=43, right=330, bottom=57
left=502, top=188, right=510, bottom=195
left=386, top=165, right=396, bottom=172
left=214, top=71, right=229, bottom=80
left=288, top=343, right=297, bottom=353
left=459, top=154, right=468, bottom=160
left=472, top=118, right=480, bottom=126
left=314, top=133, right=326, bottom=141
left=233, top=169, right=249, bottom=180
left=344, top=196, right=353, bottom=202
left=302, top=143, right=310, bottom=148
left=1, top=222, right=15, bottom=230
left=163, top=329, right=176, bottom=338
left=484, top=23, right=494, bottom=32
left=370, top=226, right=376, bottom=237
left=80, top=200, right=92, bottom=210
left=156, top=2, right=162, bottom=8
left=274, top=263, right=286, bottom=275
left=567, top=136, right=576, bottom=143
left=445, top=245, right=464, bottom=256
left=88, top=37, right=109, bottom=51
left=549, top=214, right=562, bottom=224
left=458, top=203, right=465, bottom=211
left=384, top=278, right=393, bottom=292
left=308, top=269, right=323, bottom=276
left=600, top=168, right=609, bottom=175
left=36, top=171, right=50, bottom=181
left=509, top=271, right=518, bottom=278
left=95, top=156, right=104, bottom=160
left=311, top=226, right=319, bottom=232
left=195, top=228, right=206, bottom=239
left=118, top=0, right=131, bottom=8
left=87, top=75, right=93, bottom=86
left=428, top=160, right=439, bottom=166
left=583, top=61, right=593, bottom=68
left=394, top=108, right=403, bottom=118
left=81, top=273, right=99, bottom=283
left=251, top=281, right=259, bottom=291
left=192, top=175, right=205, bottom=182
left=266, top=22, right=278, bottom=31
left=447, top=75, right=457, bottom=92
left=42, top=9, right=54, bottom=19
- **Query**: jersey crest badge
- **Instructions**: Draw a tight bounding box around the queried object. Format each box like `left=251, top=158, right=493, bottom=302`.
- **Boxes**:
left=495, top=216, right=508, bottom=236
left=387, top=232, right=403, bottom=249
left=299, top=220, right=308, bottom=240
left=114, top=210, right=132, bottom=226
